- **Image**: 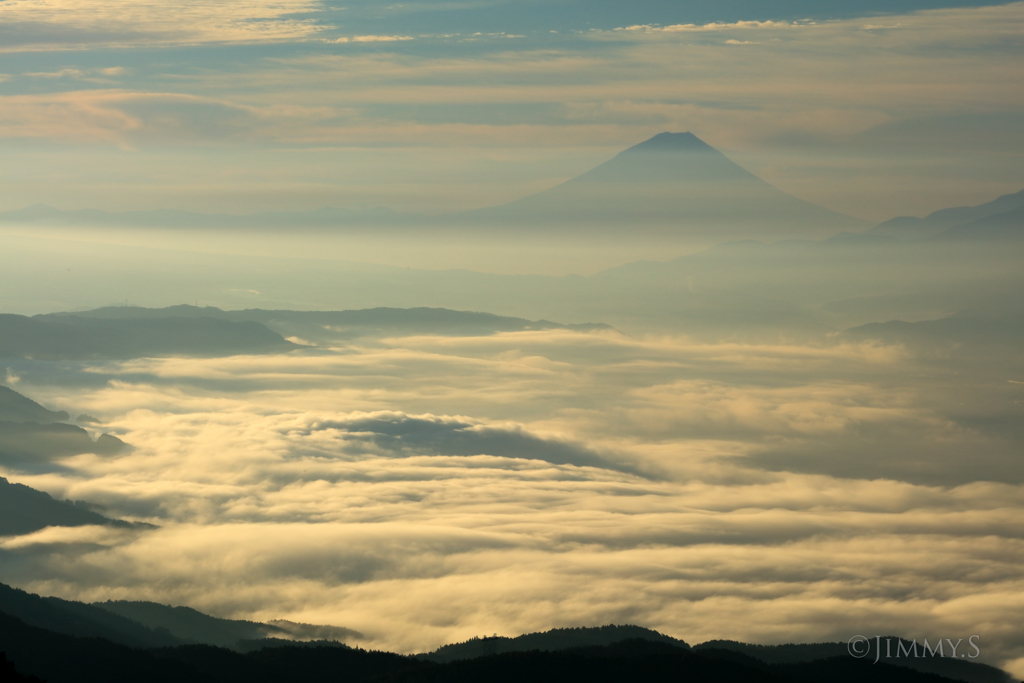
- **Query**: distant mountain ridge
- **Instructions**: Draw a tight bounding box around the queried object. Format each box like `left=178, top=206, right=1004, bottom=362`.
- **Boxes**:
left=0, top=133, right=866, bottom=240
left=872, top=188, right=1024, bottom=239
left=39, top=305, right=613, bottom=345
left=0, top=313, right=297, bottom=360
left=0, top=385, right=130, bottom=472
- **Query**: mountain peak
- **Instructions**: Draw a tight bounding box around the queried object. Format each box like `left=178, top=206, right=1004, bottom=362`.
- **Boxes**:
left=627, top=132, right=716, bottom=153
left=571, top=131, right=753, bottom=185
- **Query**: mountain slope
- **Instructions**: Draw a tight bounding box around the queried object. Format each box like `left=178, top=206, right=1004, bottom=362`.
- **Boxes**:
left=94, top=601, right=362, bottom=648
left=939, top=204, right=1024, bottom=240
left=0, top=583, right=179, bottom=648
left=453, top=132, right=867, bottom=239
left=0, top=385, right=69, bottom=423
left=872, top=188, right=1024, bottom=239
left=0, top=476, right=140, bottom=535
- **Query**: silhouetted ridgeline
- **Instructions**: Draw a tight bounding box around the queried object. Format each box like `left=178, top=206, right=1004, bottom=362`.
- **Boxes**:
left=0, top=313, right=296, bottom=360
left=0, top=583, right=179, bottom=649
left=417, top=624, right=688, bottom=662
left=0, top=583, right=1017, bottom=683
left=0, top=609, right=1014, bottom=683
left=94, top=601, right=363, bottom=649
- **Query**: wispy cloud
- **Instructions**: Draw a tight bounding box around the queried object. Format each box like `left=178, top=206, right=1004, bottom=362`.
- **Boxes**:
left=334, top=35, right=415, bottom=43
left=0, top=0, right=329, bottom=51
left=616, top=20, right=804, bottom=33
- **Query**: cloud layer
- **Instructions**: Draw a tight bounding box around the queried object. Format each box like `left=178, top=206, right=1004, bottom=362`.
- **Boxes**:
left=2, top=328, right=1022, bottom=674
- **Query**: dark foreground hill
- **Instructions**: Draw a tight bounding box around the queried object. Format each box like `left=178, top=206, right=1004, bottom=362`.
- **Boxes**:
left=1, top=608, right=1002, bottom=683
left=0, top=583, right=1015, bottom=683
left=696, top=640, right=1015, bottom=683
left=0, top=581, right=360, bottom=653
left=418, top=624, right=688, bottom=662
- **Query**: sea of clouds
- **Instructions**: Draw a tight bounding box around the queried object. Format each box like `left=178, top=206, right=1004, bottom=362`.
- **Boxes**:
left=1, top=328, right=1022, bottom=674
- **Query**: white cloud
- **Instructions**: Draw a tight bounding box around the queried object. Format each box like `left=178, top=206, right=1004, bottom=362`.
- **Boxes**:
left=617, top=20, right=803, bottom=33
left=335, top=35, right=415, bottom=43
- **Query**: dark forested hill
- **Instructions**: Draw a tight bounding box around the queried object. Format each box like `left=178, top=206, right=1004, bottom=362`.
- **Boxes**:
left=418, top=624, right=688, bottom=662
left=0, top=613, right=1000, bottom=683
left=696, top=640, right=1015, bottom=683
left=0, top=584, right=179, bottom=649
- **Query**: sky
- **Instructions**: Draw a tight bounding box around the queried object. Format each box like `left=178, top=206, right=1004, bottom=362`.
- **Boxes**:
left=0, top=0, right=1022, bottom=221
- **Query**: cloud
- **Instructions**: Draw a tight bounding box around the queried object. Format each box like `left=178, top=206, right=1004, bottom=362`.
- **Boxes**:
left=1, top=326, right=1022, bottom=669
left=616, top=20, right=802, bottom=33
left=0, top=0, right=328, bottom=52
left=335, top=35, right=415, bottom=43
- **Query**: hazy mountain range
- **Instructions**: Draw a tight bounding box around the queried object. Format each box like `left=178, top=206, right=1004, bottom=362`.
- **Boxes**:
left=3, top=133, right=1019, bottom=244
left=0, top=133, right=869, bottom=241
left=872, top=188, right=1024, bottom=240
